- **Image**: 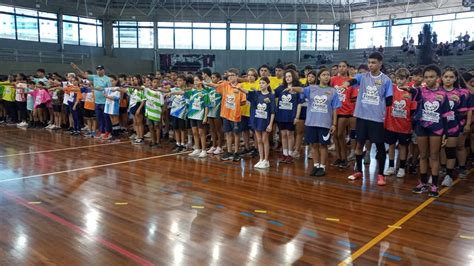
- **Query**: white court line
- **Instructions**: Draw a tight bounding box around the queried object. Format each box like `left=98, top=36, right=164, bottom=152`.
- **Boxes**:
left=0, top=151, right=190, bottom=184
left=0, top=141, right=126, bottom=158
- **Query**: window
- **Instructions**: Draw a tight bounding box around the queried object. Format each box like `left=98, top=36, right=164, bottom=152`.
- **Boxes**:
left=300, top=24, right=338, bottom=51
left=317, top=31, right=334, bottom=50
left=193, top=28, right=210, bottom=49
left=282, top=29, right=297, bottom=50
left=0, top=13, right=15, bottom=39
left=63, top=22, right=79, bottom=45
left=80, top=24, right=97, bottom=46
left=229, top=23, right=296, bottom=51
left=246, top=29, right=263, bottom=50
left=157, top=28, right=173, bottom=49
left=412, top=16, right=432, bottom=23
left=113, top=20, right=154, bottom=48
left=175, top=28, right=192, bottom=49
left=157, top=22, right=227, bottom=50
left=63, top=15, right=102, bottom=47
left=264, top=29, right=281, bottom=50
left=16, top=16, right=38, bottom=41
left=230, top=29, right=246, bottom=50
left=210, top=29, right=226, bottom=50
left=39, top=19, right=57, bottom=43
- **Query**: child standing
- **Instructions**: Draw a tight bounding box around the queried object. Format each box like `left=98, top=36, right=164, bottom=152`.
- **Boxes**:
left=145, top=78, right=165, bottom=147
left=82, top=81, right=97, bottom=137
left=104, top=75, right=122, bottom=140
left=186, top=74, right=210, bottom=158
left=204, top=72, right=223, bottom=155
left=167, top=75, right=189, bottom=152
left=49, top=79, right=64, bottom=130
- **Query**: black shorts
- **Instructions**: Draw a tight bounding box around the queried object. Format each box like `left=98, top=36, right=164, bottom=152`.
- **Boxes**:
left=222, top=118, right=242, bottom=133
left=130, top=104, right=144, bottom=116
left=83, top=109, right=96, bottom=118
left=414, top=124, right=443, bottom=137
left=171, top=116, right=187, bottom=130
left=52, top=104, right=62, bottom=112
left=384, top=130, right=411, bottom=145
left=337, top=114, right=353, bottom=119
left=241, top=116, right=251, bottom=131
left=305, top=126, right=331, bottom=145
left=355, top=118, right=384, bottom=144
left=147, top=119, right=161, bottom=127
left=36, top=103, right=47, bottom=109
left=190, top=119, right=205, bottom=129
left=277, top=122, right=295, bottom=131
left=119, top=107, right=127, bottom=114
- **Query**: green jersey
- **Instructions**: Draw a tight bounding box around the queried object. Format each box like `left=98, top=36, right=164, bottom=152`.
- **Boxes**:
left=145, top=88, right=164, bottom=121
left=205, top=87, right=222, bottom=118
left=185, top=88, right=210, bottom=120
left=128, top=87, right=145, bottom=109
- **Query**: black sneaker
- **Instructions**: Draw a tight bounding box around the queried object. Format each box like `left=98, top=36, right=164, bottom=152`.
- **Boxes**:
left=221, top=152, right=233, bottom=161
left=338, top=160, right=349, bottom=169
left=412, top=182, right=429, bottom=194
left=233, top=153, right=241, bottom=162
left=428, top=185, right=439, bottom=198
left=310, top=167, right=319, bottom=176
left=239, top=149, right=251, bottom=156
left=172, top=145, right=181, bottom=152
left=315, top=168, right=326, bottom=177
left=331, top=159, right=342, bottom=167
left=250, top=148, right=258, bottom=158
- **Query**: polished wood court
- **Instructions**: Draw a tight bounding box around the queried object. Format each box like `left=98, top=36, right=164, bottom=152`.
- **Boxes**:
left=0, top=126, right=473, bottom=265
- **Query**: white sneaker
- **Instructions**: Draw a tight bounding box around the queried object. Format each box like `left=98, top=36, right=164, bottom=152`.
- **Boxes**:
left=441, top=175, right=453, bottom=187
left=198, top=150, right=207, bottom=158
left=328, top=143, right=336, bottom=151
left=129, top=134, right=137, bottom=140
left=254, top=160, right=263, bottom=168
left=46, top=124, right=55, bottom=130
left=261, top=160, right=270, bottom=168
left=291, top=150, right=300, bottom=159
left=213, top=147, right=223, bottom=155
left=144, top=132, right=151, bottom=138
left=81, top=126, right=89, bottom=131
left=396, top=168, right=406, bottom=178
left=189, top=149, right=201, bottom=157
left=18, top=122, right=28, bottom=128
left=384, top=167, right=395, bottom=176
left=207, top=147, right=216, bottom=154
left=186, top=142, right=193, bottom=150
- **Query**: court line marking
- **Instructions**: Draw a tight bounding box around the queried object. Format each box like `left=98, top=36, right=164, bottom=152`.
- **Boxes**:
left=0, top=141, right=126, bottom=158
left=0, top=190, right=155, bottom=266
left=338, top=178, right=462, bottom=266
left=0, top=151, right=190, bottom=184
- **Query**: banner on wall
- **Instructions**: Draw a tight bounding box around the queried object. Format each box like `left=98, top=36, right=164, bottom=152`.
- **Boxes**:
left=159, top=54, right=216, bottom=72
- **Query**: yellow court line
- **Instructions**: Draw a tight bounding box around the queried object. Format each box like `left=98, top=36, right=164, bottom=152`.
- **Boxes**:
left=0, top=141, right=125, bottom=158
left=0, top=151, right=190, bottom=184
left=338, top=178, right=462, bottom=266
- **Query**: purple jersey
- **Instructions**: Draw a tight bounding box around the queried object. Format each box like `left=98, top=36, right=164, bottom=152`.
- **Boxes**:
left=300, top=85, right=341, bottom=129
left=443, top=88, right=469, bottom=134
left=413, top=87, right=450, bottom=135
left=353, top=72, right=393, bottom=123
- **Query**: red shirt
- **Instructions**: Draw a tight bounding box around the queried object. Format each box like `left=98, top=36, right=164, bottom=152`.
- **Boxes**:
left=331, top=76, right=356, bottom=115
left=385, top=86, right=417, bottom=134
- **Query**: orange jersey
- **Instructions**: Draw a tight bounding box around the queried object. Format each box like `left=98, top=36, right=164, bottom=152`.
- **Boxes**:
left=216, top=81, right=247, bottom=122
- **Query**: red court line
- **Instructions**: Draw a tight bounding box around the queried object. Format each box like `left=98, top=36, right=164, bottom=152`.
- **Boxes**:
left=0, top=190, right=155, bottom=266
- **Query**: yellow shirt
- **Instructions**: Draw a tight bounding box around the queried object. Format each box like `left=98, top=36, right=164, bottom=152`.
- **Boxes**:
left=240, top=81, right=259, bottom=117
left=299, top=78, right=307, bottom=85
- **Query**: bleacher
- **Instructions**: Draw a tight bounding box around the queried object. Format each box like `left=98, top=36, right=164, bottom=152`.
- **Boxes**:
left=0, top=48, right=89, bottom=65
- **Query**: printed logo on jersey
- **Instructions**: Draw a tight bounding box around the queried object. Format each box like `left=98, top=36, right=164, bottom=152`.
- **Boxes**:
left=279, top=94, right=293, bottom=110
left=255, top=103, right=268, bottom=119
left=336, top=87, right=346, bottom=102
left=361, top=85, right=380, bottom=105
left=422, top=101, right=440, bottom=123
left=392, top=100, right=407, bottom=118
left=311, top=95, right=328, bottom=113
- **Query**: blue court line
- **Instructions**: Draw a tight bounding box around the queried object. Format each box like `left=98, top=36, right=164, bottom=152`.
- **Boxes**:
left=268, top=220, right=284, bottom=227
left=382, top=252, right=402, bottom=261
left=240, top=211, right=255, bottom=217
left=302, top=229, right=318, bottom=238
left=337, top=240, right=358, bottom=249
left=215, top=204, right=225, bottom=209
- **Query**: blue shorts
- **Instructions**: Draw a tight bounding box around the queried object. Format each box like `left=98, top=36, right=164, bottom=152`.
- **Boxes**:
left=222, top=118, right=242, bottom=133
left=241, top=116, right=251, bottom=131
left=130, top=104, right=144, bottom=116
left=277, top=122, right=295, bottom=131
left=305, top=126, right=331, bottom=145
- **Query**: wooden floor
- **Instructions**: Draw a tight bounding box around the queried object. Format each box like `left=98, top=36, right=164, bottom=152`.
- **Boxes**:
left=0, top=126, right=473, bottom=266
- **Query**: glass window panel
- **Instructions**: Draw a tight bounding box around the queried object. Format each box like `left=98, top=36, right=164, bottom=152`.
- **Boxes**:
left=335, top=25, right=340, bottom=29
left=80, top=17, right=97, bottom=24
left=301, top=24, right=317, bottom=30
left=80, top=24, right=97, bottom=46
left=63, top=15, right=78, bottom=22
left=282, top=30, right=297, bottom=50
left=63, top=22, right=79, bottom=45
left=453, top=18, right=474, bottom=43
left=318, top=24, right=334, bottom=30
left=457, top=11, right=474, bottom=19
left=157, top=22, right=174, bottom=27
left=246, top=29, right=263, bottom=50
left=333, top=31, right=339, bottom=50
left=356, top=22, right=372, bottom=29
left=39, top=19, right=57, bottom=43
left=317, top=31, right=333, bottom=50
left=373, top=20, right=389, bottom=27
left=247, top=23, right=263, bottom=29
left=16, top=16, right=38, bottom=41
left=433, top=14, right=455, bottom=21
left=119, top=27, right=138, bottom=48
left=412, top=16, right=432, bottom=23
left=113, top=27, right=119, bottom=48
left=138, top=21, right=153, bottom=27
left=230, top=29, right=245, bottom=50
left=300, top=30, right=316, bottom=50
left=97, top=26, right=103, bottom=47
left=174, top=28, right=192, bottom=49
left=408, top=23, right=426, bottom=40
left=391, top=25, right=410, bottom=46
left=0, top=5, right=14, bottom=12
left=193, top=22, right=210, bottom=28
left=175, top=22, right=192, bottom=28
left=138, top=27, right=154, bottom=48
left=350, top=27, right=386, bottom=49
left=211, top=29, right=226, bottom=50
left=97, top=20, right=102, bottom=25
left=432, top=20, right=453, bottom=42
left=113, top=21, right=118, bottom=26
left=264, top=30, right=281, bottom=50
left=119, top=21, right=137, bottom=26
left=38, top=12, right=57, bottom=19
left=211, top=23, right=226, bottom=28
left=15, top=8, right=37, bottom=16
left=157, top=28, right=174, bottom=48
left=193, top=28, right=210, bottom=49
left=230, top=23, right=246, bottom=28
left=393, top=18, right=411, bottom=25
left=264, top=24, right=281, bottom=29
left=0, top=13, right=16, bottom=39
left=282, top=24, right=297, bottom=29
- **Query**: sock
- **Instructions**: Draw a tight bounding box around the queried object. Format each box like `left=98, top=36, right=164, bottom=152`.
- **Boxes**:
left=313, top=163, right=320, bottom=168
left=400, top=160, right=406, bottom=169
left=112, top=124, right=120, bottom=137
left=432, top=175, right=439, bottom=186
left=446, top=168, right=453, bottom=177
left=389, top=159, right=395, bottom=167
left=320, top=164, right=326, bottom=169
left=188, top=135, right=193, bottom=144
left=283, top=149, right=288, bottom=156
left=420, top=173, right=428, bottom=184
left=356, top=154, right=363, bottom=173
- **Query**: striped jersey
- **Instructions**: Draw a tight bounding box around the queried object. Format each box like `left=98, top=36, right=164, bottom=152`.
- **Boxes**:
left=104, top=87, right=121, bottom=115
left=145, top=88, right=164, bottom=121
left=170, top=87, right=187, bottom=119
left=205, top=87, right=222, bottom=118
left=185, top=88, right=210, bottom=120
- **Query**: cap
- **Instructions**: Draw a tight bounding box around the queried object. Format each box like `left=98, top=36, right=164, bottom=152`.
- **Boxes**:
left=96, top=65, right=105, bottom=70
